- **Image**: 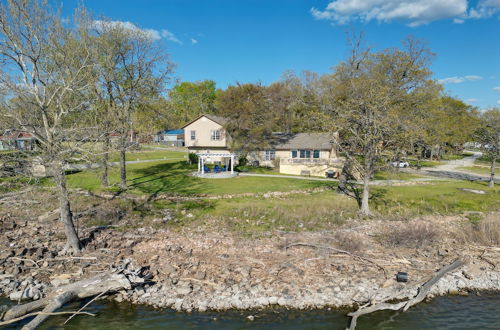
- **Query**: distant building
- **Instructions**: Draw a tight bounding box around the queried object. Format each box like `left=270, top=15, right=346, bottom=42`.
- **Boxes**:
left=154, top=129, right=185, bottom=147
left=0, top=131, right=37, bottom=151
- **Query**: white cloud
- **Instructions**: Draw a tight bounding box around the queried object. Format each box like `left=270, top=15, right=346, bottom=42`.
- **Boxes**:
left=311, top=0, right=500, bottom=26
left=469, top=0, right=500, bottom=18
left=438, top=75, right=483, bottom=84
left=497, top=100, right=500, bottom=104
left=161, top=30, right=182, bottom=44
left=93, top=20, right=161, bottom=40
left=465, top=98, right=478, bottom=103
left=493, top=87, right=500, bottom=92
left=190, top=38, right=198, bottom=44
left=93, top=20, right=182, bottom=44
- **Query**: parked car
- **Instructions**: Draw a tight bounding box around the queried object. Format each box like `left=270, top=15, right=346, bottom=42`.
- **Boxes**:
left=391, top=160, right=410, bottom=168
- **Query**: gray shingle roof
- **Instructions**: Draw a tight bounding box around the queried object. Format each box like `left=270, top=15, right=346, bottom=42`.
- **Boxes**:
left=181, top=114, right=229, bottom=128
left=273, top=132, right=336, bottom=150
left=204, top=115, right=229, bottom=126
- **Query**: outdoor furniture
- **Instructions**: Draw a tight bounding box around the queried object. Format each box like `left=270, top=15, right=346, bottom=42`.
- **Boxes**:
left=197, top=153, right=236, bottom=175
left=214, top=165, right=220, bottom=173
left=221, top=165, right=227, bottom=172
left=203, top=165, right=211, bottom=173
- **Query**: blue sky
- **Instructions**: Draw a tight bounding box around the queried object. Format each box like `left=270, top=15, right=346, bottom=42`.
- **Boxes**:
left=64, top=0, right=500, bottom=110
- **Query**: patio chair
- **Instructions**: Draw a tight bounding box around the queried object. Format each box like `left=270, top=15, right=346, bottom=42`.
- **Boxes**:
left=221, top=165, right=227, bottom=172
left=203, top=165, right=211, bottom=173
left=214, top=165, right=220, bottom=173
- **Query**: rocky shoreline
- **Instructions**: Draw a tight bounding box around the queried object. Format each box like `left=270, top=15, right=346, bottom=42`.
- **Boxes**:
left=1, top=210, right=499, bottom=316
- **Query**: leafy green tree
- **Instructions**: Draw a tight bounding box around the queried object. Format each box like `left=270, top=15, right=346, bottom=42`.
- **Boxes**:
left=215, top=83, right=275, bottom=154
left=327, top=35, right=435, bottom=216
left=168, top=80, right=217, bottom=127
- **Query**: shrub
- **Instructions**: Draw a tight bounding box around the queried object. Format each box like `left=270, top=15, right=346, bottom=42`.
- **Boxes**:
left=330, top=231, right=365, bottom=253
left=380, top=221, right=439, bottom=248
left=188, top=152, right=198, bottom=164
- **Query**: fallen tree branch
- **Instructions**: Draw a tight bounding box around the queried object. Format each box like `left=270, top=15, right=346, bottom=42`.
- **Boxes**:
left=0, top=311, right=96, bottom=327
left=63, top=290, right=108, bottom=325
left=346, top=258, right=465, bottom=330
left=2, top=271, right=135, bottom=329
left=284, top=242, right=387, bottom=278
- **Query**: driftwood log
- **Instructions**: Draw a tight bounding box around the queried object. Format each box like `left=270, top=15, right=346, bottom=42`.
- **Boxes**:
left=2, top=271, right=137, bottom=330
left=347, top=259, right=465, bottom=330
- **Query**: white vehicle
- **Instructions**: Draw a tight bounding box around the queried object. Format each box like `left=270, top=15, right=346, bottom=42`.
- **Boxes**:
left=391, top=160, right=410, bottom=168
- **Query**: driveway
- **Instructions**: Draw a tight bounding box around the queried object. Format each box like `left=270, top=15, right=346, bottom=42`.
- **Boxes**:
left=408, top=151, right=499, bottom=183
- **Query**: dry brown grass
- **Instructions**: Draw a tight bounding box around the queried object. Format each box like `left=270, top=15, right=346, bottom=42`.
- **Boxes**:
left=458, top=213, right=500, bottom=246
left=379, top=220, right=440, bottom=248
left=328, top=231, right=366, bottom=253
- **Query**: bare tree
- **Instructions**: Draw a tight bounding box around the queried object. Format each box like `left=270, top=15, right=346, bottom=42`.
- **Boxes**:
left=476, top=108, right=500, bottom=187
left=90, top=19, right=174, bottom=189
left=0, top=0, right=96, bottom=253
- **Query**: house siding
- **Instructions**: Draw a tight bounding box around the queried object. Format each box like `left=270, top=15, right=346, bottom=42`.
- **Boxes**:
left=184, top=116, right=228, bottom=149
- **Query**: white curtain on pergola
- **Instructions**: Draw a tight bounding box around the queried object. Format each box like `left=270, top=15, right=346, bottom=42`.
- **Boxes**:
left=196, top=153, right=236, bottom=174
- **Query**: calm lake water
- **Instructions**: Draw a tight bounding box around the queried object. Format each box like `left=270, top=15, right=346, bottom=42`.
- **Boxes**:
left=1, top=293, right=499, bottom=329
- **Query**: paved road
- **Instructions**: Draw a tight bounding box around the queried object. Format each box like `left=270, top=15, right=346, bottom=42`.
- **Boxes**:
left=411, top=151, right=499, bottom=183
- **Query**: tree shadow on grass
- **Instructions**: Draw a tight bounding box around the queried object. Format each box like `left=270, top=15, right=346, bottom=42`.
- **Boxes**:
left=127, top=161, right=206, bottom=197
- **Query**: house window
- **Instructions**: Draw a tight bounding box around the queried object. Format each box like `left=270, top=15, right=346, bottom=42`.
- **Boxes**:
left=299, top=149, right=311, bottom=158
left=313, top=150, right=320, bottom=158
left=190, top=130, right=196, bottom=140
left=291, top=150, right=297, bottom=158
left=265, top=150, right=275, bottom=161
left=210, top=130, right=221, bottom=141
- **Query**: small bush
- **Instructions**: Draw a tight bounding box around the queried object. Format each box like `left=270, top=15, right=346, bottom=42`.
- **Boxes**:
left=380, top=221, right=439, bottom=248
left=330, top=231, right=365, bottom=253
left=188, top=153, right=198, bottom=164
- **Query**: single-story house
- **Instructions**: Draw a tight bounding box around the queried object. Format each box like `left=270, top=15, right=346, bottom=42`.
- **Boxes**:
left=154, top=129, right=185, bottom=147
left=0, top=132, right=37, bottom=151
left=182, top=114, right=344, bottom=177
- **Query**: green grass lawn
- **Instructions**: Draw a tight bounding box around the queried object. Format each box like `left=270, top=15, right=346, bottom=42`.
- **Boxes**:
left=65, top=160, right=334, bottom=196
left=108, top=150, right=187, bottom=162
left=407, top=159, right=445, bottom=167
left=370, top=180, right=499, bottom=216
left=151, top=180, right=499, bottom=233
left=373, top=171, right=423, bottom=181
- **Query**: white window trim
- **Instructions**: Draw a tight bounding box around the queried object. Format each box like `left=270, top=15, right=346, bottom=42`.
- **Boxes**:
left=190, top=130, right=196, bottom=140
left=265, top=150, right=276, bottom=161
left=210, top=129, right=221, bottom=141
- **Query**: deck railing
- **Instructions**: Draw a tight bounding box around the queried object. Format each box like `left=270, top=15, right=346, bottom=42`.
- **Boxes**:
left=279, top=157, right=344, bottom=166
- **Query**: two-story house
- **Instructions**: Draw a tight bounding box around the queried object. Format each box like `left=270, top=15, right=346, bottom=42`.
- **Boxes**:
left=182, top=114, right=344, bottom=177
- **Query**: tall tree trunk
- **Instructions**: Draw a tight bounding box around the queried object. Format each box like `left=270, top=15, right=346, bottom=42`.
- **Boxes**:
left=360, top=173, right=371, bottom=216
left=416, top=147, right=422, bottom=170
left=53, top=161, right=81, bottom=254
left=489, top=156, right=496, bottom=188
left=119, top=144, right=127, bottom=190
left=101, top=134, right=110, bottom=187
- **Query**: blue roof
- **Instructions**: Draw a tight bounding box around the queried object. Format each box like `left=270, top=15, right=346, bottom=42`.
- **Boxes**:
left=163, top=129, right=184, bottom=135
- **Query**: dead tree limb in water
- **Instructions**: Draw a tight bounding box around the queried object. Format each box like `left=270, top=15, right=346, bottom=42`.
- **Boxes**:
left=0, top=311, right=96, bottom=327
left=2, top=272, right=134, bottom=329
left=347, top=259, right=465, bottom=330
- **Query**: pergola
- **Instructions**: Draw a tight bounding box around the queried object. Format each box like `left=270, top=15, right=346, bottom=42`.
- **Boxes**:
left=196, top=152, right=236, bottom=174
